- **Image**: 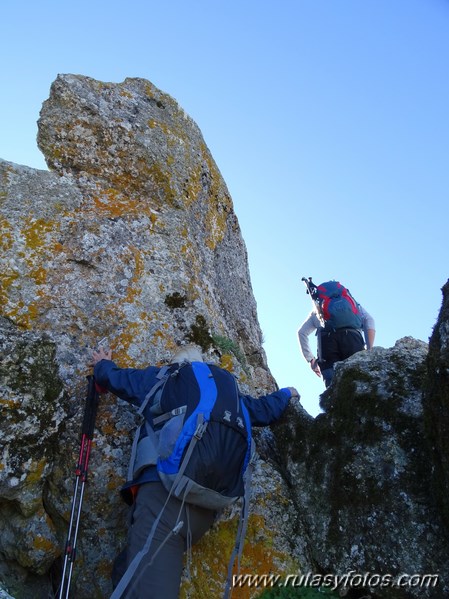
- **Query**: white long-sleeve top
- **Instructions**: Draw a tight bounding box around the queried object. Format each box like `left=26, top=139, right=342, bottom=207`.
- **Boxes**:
left=297, top=305, right=375, bottom=363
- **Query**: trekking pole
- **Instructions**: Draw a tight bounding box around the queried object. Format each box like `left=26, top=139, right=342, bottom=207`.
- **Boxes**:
left=301, top=276, right=320, bottom=304
left=58, top=375, right=100, bottom=599
left=302, top=276, right=324, bottom=321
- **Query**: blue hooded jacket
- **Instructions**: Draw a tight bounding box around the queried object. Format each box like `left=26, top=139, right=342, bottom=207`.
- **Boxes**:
left=94, top=359, right=292, bottom=493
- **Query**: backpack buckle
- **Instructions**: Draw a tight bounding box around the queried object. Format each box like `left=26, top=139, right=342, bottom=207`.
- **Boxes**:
left=172, top=406, right=187, bottom=417
left=194, top=422, right=207, bottom=440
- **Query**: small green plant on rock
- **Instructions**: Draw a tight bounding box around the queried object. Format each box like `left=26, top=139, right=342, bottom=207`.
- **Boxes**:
left=211, top=333, right=248, bottom=372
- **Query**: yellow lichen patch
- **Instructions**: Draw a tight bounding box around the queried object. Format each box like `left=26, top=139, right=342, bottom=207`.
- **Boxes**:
left=180, top=163, right=203, bottom=209
left=162, top=337, right=180, bottom=358
left=99, top=239, right=150, bottom=363
left=33, top=535, right=55, bottom=552
left=0, top=271, right=19, bottom=319
left=181, top=512, right=294, bottom=599
left=110, top=322, right=142, bottom=365
left=96, top=406, right=118, bottom=438
left=4, top=286, right=46, bottom=329
left=238, top=372, right=248, bottom=386
left=95, top=558, right=113, bottom=579
left=29, top=266, right=48, bottom=285
left=196, top=144, right=233, bottom=250
left=151, top=327, right=177, bottom=353
left=2, top=217, right=62, bottom=325
left=219, top=353, right=235, bottom=373
left=14, top=302, right=40, bottom=329
left=124, top=247, right=145, bottom=303
left=186, top=280, right=200, bottom=302
left=99, top=421, right=116, bottom=438
left=51, top=239, right=70, bottom=258
left=145, top=163, right=177, bottom=206
left=204, top=191, right=233, bottom=251
left=22, top=217, right=54, bottom=250
left=1, top=163, right=15, bottom=185
left=0, top=217, right=13, bottom=252
left=93, top=154, right=177, bottom=210
left=145, top=113, right=173, bottom=136
left=1, top=217, right=55, bottom=323
left=92, top=187, right=150, bottom=219
left=205, top=209, right=227, bottom=250
left=0, top=395, right=18, bottom=409
left=25, top=458, right=47, bottom=485
left=106, top=472, right=125, bottom=492
left=144, top=83, right=156, bottom=100
left=24, top=216, right=62, bottom=281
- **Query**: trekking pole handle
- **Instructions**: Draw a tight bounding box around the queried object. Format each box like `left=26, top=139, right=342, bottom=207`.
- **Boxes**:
left=82, top=375, right=100, bottom=439
left=301, top=277, right=313, bottom=288
left=301, top=277, right=317, bottom=298
left=302, top=276, right=324, bottom=322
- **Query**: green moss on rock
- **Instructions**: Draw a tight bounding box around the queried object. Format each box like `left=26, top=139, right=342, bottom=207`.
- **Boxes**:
left=164, top=292, right=187, bottom=309
left=187, top=315, right=213, bottom=351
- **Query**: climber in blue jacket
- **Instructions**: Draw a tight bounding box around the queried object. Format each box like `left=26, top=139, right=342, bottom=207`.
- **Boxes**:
left=92, top=343, right=299, bottom=599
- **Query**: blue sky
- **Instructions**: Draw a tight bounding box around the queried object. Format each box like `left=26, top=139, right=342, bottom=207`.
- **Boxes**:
left=2, top=0, right=448, bottom=416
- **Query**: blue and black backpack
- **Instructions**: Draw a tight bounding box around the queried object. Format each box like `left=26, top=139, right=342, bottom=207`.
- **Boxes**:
left=317, top=281, right=362, bottom=331
left=153, top=360, right=253, bottom=509
left=112, top=360, right=255, bottom=599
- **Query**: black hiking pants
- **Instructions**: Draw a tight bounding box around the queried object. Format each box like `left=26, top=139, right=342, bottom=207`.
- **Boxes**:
left=113, top=482, right=216, bottom=598
left=318, top=327, right=365, bottom=387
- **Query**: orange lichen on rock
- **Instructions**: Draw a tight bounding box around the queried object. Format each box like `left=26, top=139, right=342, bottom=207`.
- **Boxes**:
left=181, top=513, right=296, bottom=599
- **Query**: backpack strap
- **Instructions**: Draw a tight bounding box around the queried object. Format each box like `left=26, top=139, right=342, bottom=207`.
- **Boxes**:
left=157, top=362, right=217, bottom=478
left=223, top=442, right=256, bottom=599
left=152, top=404, right=187, bottom=426
left=223, top=401, right=255, bottom=599
left=170, top=413, right=207, bottom=497
left=125, top=365, right=171, bottom=482
left=138, top=364, right=171, bottom=417
left=127, top=422, right=143, bottom=482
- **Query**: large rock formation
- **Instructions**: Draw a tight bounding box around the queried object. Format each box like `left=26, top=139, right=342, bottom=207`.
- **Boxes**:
left=0, top=74, right=304, bottom=598
left=0, top=320, right=65, bottom=595
left=425, top=281, right=449, bottom=531
left=275, top=335, right=449, bottom=598
left=1, top=74, right=448, bottom=599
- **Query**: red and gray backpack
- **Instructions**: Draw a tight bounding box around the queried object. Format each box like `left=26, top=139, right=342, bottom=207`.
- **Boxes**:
left=317, top=280, right=362, bottom=330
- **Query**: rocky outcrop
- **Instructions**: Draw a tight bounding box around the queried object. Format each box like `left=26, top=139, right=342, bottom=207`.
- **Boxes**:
left=275, top=336, right=449, bottom=598
left=1, top=73, right=448, bottom=599
left=0, top=319, right=65, bottom=595
left=424, top=281, right=449, bottom=530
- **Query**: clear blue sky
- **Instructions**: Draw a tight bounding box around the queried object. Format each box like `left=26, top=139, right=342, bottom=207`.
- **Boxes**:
left=2, top=0, right=448, bottom=416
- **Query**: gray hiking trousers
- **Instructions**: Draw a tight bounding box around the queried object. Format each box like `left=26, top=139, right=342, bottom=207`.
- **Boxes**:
left=119, top=482, right=216, bottom=598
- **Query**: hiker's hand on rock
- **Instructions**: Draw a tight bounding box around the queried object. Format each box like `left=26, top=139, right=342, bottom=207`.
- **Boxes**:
left=310, top=358, right=322, bottom=378
left=91, top=347, right=112, bottom=365
left=287, top=387, right=300, bottom=399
